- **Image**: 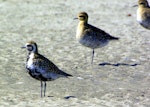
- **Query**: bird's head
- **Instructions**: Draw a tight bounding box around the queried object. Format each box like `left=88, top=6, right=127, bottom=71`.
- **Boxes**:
left=21, top=41, right=38, bottom=53
left=138, top=0, right=149, bottom=7
left=74, top=12, right=88, bottom=22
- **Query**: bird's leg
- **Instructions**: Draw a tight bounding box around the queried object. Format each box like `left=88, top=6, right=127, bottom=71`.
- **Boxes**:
left=41, top=81, right=43, bottom=97
left=91, top=49, right=94, bottom=64
left=44, top=82, right=46, bottom=97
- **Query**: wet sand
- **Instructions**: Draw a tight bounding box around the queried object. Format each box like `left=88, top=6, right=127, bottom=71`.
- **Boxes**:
left=0, top=0, right=150, bottom=106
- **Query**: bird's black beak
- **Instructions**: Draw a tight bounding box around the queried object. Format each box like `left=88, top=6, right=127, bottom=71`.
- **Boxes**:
left=133, top=4, right=138, bottom=7
left=21, top=46, right=26, bottom=49
left=73, top=17, right=78, bottom=20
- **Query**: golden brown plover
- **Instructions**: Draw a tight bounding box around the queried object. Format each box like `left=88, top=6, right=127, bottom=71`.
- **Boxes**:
left=137, top=0, right=150, bottom=29
left=21, top=41, right=72, bottom=97
left=75, top=12, right=119, bottom=64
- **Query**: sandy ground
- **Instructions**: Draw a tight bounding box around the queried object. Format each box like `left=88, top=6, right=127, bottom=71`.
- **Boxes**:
left=0, top=0, right=150, bottom=106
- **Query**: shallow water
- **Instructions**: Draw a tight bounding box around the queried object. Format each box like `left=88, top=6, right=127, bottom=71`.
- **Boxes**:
left=0, top=0, right=150, bottom=106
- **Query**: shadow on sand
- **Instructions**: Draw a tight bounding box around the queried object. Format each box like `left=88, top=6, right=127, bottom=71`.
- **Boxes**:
left=64, top=96, right=76, bottom=99
left=99, top=62, right=140, bottom=67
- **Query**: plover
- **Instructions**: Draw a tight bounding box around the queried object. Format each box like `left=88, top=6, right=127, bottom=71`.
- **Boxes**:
left=21, top=41, right=72, bottom=97
left=136, top=0, right=150, bottom=29
left=75, top=12, right=119, bottom=64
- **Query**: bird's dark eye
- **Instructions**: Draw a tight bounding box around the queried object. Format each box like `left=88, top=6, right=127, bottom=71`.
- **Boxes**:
left=27, top=45, right=33, bottom=51
left=27, top=44, right=32, bottom=47
left=140, top=2, right=145, bottom=5
left=79, top=16, right=86, bottom=20
left=79, top=16, right=85, bottom=18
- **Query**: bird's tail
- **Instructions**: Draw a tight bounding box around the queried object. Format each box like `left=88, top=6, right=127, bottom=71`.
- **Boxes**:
left=60, top=70, right=73, bottom=77
left=109, top=36, right=119, bottom=40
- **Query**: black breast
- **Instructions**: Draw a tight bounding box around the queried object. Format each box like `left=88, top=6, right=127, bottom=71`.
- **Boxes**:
left=27, top=68, right=50, bottom=81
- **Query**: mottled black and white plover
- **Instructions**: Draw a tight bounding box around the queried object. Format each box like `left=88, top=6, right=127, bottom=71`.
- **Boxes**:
left=21, top=41, right=72, bottom=97
left=75, top=12, right=119, bottom=64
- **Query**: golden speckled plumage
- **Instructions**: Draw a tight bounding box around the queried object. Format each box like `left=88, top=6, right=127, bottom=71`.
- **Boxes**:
left=75, top=12, right=119, bottom=64
left=137, top=0, right=150, bottom=29
left=31, top=53, right=65, bottom=76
